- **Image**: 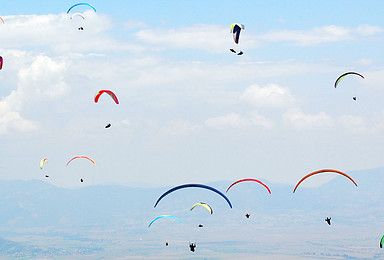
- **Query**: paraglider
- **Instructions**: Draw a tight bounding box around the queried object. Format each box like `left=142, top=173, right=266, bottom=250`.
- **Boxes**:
left=226, top=178, right=271, bottom=194
left=198, top=224, right=203, bottom=228
left=245, top=213, right=250, bottom=219
left=105, top=123, right=111, bottom=128
left=40, top=158, right=48, bottom=170
left=230, top=23, right=245, bottom=54
left=189, top=242, right=196, bottom=252
left=380, top=235, right=384, bottom=248
left=0, top=56, right=3, bottom=70
left=67, top=3, right=96, bottom=13
left=154, top=184, right=232, bottom=208
left=94, top=90, right=119, bottom=104
left=325, top=217, right=331, bottom=225
left=0, top=17, right=4, bottom=24
left=190, top=202, right=213, bottom=214
left=148, top=215, right=182, bottom=228
left=165, top=242, right=169, bottom=246
left=334, top=72, right=364, bottom=88
left=293, top=169, right=357, bottom=193
left=66, top=156, right=95, bottom=166
left=70, top=13, right=85, bottom=19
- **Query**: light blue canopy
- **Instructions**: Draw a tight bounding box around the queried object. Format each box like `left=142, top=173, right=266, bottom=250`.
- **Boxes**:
left=67, top=3, right=96, bottom=13
left=148, top=215, right=182, bottom=228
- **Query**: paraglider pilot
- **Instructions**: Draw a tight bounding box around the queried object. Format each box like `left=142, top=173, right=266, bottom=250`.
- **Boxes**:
left=189, top=242, right=196, bottom=252
left=245, top=213, right=250, bottom=218
left=325, top=217, right=331, bottom=225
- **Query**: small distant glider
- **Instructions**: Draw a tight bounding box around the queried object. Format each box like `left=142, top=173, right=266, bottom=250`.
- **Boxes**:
left=66, top=156, right=95, bottom=166
left=70, top=13, right=85, bottom=19
left=334, top=72, right=364, bottom=88
left=40, top=158, right=48, bottom=170
left=105, top=123, right=111, bottom=128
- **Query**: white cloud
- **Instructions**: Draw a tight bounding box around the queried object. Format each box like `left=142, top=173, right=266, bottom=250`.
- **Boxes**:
left=283, top=109, right=333, bottom=130
left=240, top=84, right=296, bottom=108
left=259, top=25, right=384, bottom=46
left=204, top=112, right=273, bottom=129
left=0, top=13, right=142, bottom=53
left=338, top=114, right=368, bottom=134
left=0, top=53, right=69, bottom=134
left=159, top=119, right=201, bottom=137
left=134, top=24, right=229, bottom=52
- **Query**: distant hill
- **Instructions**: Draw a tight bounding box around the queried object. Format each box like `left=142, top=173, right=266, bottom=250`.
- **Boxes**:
left=0, top=168, right=383, bottom=258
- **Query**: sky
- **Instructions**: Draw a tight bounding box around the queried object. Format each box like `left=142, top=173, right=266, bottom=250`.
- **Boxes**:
left=1, top=1, right=384, bottom=188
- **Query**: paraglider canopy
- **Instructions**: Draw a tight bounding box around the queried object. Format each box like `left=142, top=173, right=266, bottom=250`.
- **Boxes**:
left=66, top=156, right=95, bottom=166
left=94, top=90, right=119, bottom=104
left=230, top=23, right=245, bottom=44
left=70, top=13, right=85, bottom=19
left=190, top=202, right=213, bottom=214
left=0, top=17, right=4, bottom=24
left=0, top=56, right=3, bottom=70
left=293, top=169, right=357, bottom=193
left=226, top=178, right=271, bottom=194
left=154, top=183, right=232, bottom=208
left=380, top=235, right=384, bottom=248
left=148, top=215, right=182, bottom=228
left=67, top=3, right=96, bottom=13
left=40, top=158, right=48, bottom=170
left=334, top=72, right=364, bottom=88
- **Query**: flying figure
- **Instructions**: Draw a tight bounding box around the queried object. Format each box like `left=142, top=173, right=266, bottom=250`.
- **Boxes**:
left=80, top=179, right=84, bottom=183
left=198, top=224, right=203, bottom=228
left=78, top=27, right=84, bottom=30
left=230, top=48, right=236, bottom=53
left=165, top=242, right=169, bottom=246
left=325, top=217, right=331, bottom=225
left=189, top=242, right=196, bottom=252
left=353, top=96, right=357, bottom=101
left=245, top=213, right=250, bottom=218
left=237, top=51, right=243, bottom=55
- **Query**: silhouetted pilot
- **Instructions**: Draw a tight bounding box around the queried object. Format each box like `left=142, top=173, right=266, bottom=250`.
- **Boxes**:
left=325, top=217, right=331, bottom=225
left=245, top=213, right=250, bottom=218
left=189, top=242, right=196, bottom=252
